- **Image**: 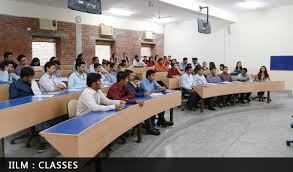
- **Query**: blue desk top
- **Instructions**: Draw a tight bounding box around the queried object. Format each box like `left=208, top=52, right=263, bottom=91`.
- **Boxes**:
left=0, top=90, right=82, bottom=110
left=46, top=90, right=177, bottom=135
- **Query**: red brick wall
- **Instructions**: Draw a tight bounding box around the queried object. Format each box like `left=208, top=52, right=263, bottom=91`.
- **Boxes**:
left=0, top=14, right=164, bottom=65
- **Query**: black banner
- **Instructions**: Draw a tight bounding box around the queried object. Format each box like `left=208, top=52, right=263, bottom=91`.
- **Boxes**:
left=0, top=158, right=293, bottom=172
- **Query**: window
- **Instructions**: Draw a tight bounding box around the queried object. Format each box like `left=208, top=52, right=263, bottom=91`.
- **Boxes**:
left=141, top=47, right=152, bottom=57
left=95, top=45, right=111, bottom=61
left=32, top=42, right=56, bottom=65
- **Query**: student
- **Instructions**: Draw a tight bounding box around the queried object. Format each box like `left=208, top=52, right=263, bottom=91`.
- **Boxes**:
left=133, top=55, right=146, bottom=67
left=179, top=57, right=188, bottom=71
left=155, top=58, right=168, bottom=72
left=107, top=63, right=118, bottom=85
left=15, top=54, right=28, bottom=76
left=110, top=53, right=119, bottom=64
left=3, top=52, right=18, bottom=69
left=171, top=59, right=177, bottom=65
left=206, top=67, right=224, bottom=108
left=194, top=67, right=216, bottom=110
left=52, top=60, right=62, bottom=78
left=89, top=57, right=100, bottom=73
left=255, top=66, right=271, bottom=101
left=72, top=53, right=86, bottom=73
left=68, top=60, right=87, bottom=90
left=30, top=58, right=40, bottom=66
left=206, top=67, right=222, bottom=83
left=219, top=66, right=232, bottom=82
left=143, top=56, right=148, bottom=64
left=9, top=67, right=35, bottom=99
left=237, top=68, right=251, bottom=103
left=147, top=56, right=156, bottom=67
left=89, top=56, right=108, bottom=74
left=167, top=63, right=181, bottom=78
left=232, top=61, right=242, bottom=76
left=140, top=70, right=173, bottom=128
left=94, top=64, right=107, bottom=84
left=219, top=64, right=225, bottom=72
left=163, top=56, right=170, bottom=67
left=39, top=62, right=66, bottom=92
left=0, top=61, right=20, bottom=83
left=180, top=66, right=198, bottom=111
left=9, top=67, right=51, bottom=153
left=202, top=62, right=209, bottom=76
left=76, top=73, right=124, bottom=116
left=122, top=52, right=130, bottom=65
left=125, top=70, right=150, bottom=97
left=191, top=58, right=199, bottom=69
left=119, top=59, right=128, bottom=68
left=49, top=56, right=57, bottom=62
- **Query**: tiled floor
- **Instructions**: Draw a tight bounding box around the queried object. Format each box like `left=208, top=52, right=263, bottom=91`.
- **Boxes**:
left=4, top=92, right=293, bottom=157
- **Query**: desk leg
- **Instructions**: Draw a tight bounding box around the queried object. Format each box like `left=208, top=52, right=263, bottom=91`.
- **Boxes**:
left=137, top=123, right=142, bottom=143
left=170, top=108, right=174, bottom=123
left=0, top=138, right=4, bottom=157
left=200, top=98, right=204, bottom=113
left=233, top=94, right=236, bottom=105
left=267, top=91, right=271, bottom=103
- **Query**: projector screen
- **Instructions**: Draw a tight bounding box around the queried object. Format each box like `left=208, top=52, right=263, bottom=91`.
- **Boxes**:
left=68, top=0, right=102, bottom=14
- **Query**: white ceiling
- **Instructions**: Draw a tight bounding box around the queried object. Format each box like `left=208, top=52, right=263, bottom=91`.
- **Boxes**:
left=10, top=0, right=293, bottom=23
left=200, top=0, right=293, bottom=12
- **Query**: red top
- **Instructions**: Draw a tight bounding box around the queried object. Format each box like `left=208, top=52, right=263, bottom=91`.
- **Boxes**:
left=107, top=82, right=136, bottom=104
left=167, top=68, right=181, bottom=78
left=147, top=62, right=155, bottom=67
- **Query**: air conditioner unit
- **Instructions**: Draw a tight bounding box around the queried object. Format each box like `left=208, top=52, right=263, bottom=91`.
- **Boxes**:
left=39, top=19, right=57, bottom=30
left=144, top=31, right=156, bottom=40
left=101, top=25, right=113, bottom=36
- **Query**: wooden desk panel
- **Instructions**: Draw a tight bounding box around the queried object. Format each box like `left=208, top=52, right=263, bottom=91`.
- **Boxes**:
left=61, top=70, right=72, bottom=77
left=193, top=81, right=285, bottom=99
left=61, top=65, right=73, bottom=70
left=0, top=85, right=9, bottom=102
left=162, top=78, right=180, bottom=89
left=41, top=91, right=181, bottom=157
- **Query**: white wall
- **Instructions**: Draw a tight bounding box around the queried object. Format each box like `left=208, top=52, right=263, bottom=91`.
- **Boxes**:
left=165, top=5, right=293, bottom=90
left=0, top=0, right=164, bottom=33
left=227, top=6, right=293, bottom=90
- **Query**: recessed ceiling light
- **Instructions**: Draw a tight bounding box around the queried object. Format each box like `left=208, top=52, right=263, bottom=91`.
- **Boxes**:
left=237, top=1, right=267, bottom=9
left=107, top=8, right=135, bottom=16
left=150, top=17, right=175, bottom=23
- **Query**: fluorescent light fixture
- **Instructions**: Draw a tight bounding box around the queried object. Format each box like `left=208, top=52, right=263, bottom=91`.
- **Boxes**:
left=150, top=17, right=175, bottom=23
left=107, top=8, right=135, bottom=16
left=237, top=1, right=267, bottom=9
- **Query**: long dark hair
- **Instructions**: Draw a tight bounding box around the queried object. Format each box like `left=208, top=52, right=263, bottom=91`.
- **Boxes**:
left=235, top=61, right=242, bottom=72
left=257, top=66, right=269, bottom=80
left=30, top=58, right=40, bottom=66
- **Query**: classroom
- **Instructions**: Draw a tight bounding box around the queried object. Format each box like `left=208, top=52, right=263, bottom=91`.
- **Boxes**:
left=0, top=0, right=293, bottom=170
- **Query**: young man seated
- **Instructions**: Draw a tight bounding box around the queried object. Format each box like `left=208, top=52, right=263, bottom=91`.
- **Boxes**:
left=107, top=71, right=144, bottom=142
left=9, top=67, right=63, bottom=153
left=218, top=66, right=233, bottom=106
left=193, top=67, right=216, bottom=111
left=140, top=70, right=173, bottom=131
left=155, top=58, right=168, bottom=72
left=125, top=70, right=162, bottom=135
left=180, top=66, right=199, bottom=111
left=167, top=63, right=181, bottom=78
left=107, top=63, right=118, bottom=85
left=39, top=62, right=66, bottom=92
left=76, top=73, right=125, bottom=116
left=0, top=61, right=20, bottom=83
left=206, top=67, right=225, bottom=108
left=133, top=55, right=146, bottom=67
left=237, top=68, right=251, bottom=103
left=15, top=54, right=28, bottom=76
left=68, top=60, right=87, bottom=90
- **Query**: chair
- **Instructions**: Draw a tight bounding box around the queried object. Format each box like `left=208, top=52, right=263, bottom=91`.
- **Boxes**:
left=67, top=99, right=78, bottom=118
left=180, top=88, right=191, bottom=111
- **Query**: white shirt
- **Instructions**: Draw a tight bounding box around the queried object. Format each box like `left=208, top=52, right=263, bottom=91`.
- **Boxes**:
left=193, top=74, right=208, bottom=86
left=39, top=73, right=67, bottom=92
left=31, top=79, right=42, bottom=95
left=88, top=64, right=108, bottom=74
left=68, top=72, right=87, bottom=90
left=180, top=73, right=194, bottom=90
left=133, top=59, right=146, bottom=67
left=76, top=87, right=121, bottom=116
